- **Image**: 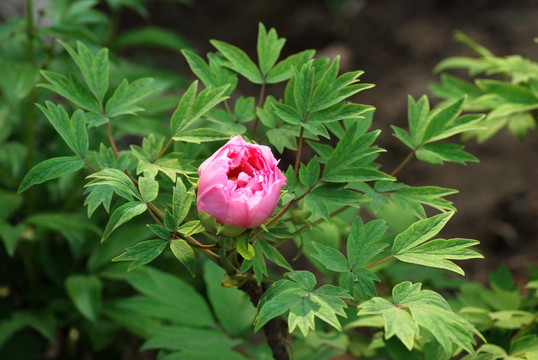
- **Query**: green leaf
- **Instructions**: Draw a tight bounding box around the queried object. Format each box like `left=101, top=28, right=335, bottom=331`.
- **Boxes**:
left=391, top=125, right=415, bottom=149
left=170, top=239, right=196, bottom=276
left=299, top=156, right=320, bottom=187
left=39, top=70, right=101, bottom=113
left=476, top=79, right=538, bottom=104
left=65, top=275, right=102, bottom=322
left=173, top=128, right=235, bottom=143
left=507, top=112, right=536, bottom=140
left=324, top=125, right=383, bottom=179
left=24, top=213, right=101, bottom=257
left=169, top=82, right=229, bottom=136
left=84, top=185, right=114, bottom=216
left=0, top=221, right=25, bottom=257
left=101, top=201, right=147, bottom=241
left=0, top=311, right=55, bottom=347
left=182, top=50, right=238, bottom=93
left=257, top=23, right=286, bottom=76
left=60, top=40, right=109, bottom=103
left=138, top=176, right=159, bottom=202
left=86, top=168, right=140, bottom=201
left=395, top=238, right=483, bottom=275
left=408, top=95, right=430, bottom=147
left=311, top=242, right=349, bottom=272
left=358, top=281, right=483, bottom=354
left=233, top=96, right=256, bottom=122
left=390, top=186, right=458, bottom=219
left=203, top=261, right=256, bottom=336
left=256, top=271, right=351, bottom=336
left=172, top=178, right=193, bottom=230
left=113, top=26, right=190, bottom=52
left=347, top=218, right=388, bottom=268
left=392, top=212, right=454, bottom=254
left=257, top=240, right=293, bottom=271
left=141, top=326, right=242, bottom=354
left=232, top=233, right=255, bottom=260
left=113, top=239, right=167, bottom=271
left=415, top=143, right=479, bottom=165
left=292, top=61, right=315, bottom=118
left=147, top=224, right=171, bottom=240
left=266, top=49, right=315, bottom=84
left=266, top=127, right=297, bottom=152
left=105, top=78, right=158, bottom=117
left=211, top=39, right=262, bottom=83
left=340, top=268, right=379, bottom=301
left=36, top=102, right=89, bottom=157
left=323, top=167, right=394, bottom=183
left=126, top=266, right=214, bottom=327
left=422, top=96, right=465, bottom=143
left=18, top=156, right=85, bottom=193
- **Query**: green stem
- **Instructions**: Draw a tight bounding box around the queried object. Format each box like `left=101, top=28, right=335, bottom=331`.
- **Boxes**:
left=26, top=0, right=36, bottom=64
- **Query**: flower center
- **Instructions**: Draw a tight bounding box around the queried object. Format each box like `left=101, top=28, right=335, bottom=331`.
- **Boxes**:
left=226, top=148, right=264, bottom=192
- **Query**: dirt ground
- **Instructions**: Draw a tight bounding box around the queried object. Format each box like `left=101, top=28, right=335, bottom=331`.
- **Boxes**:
left=129, top=0, right=538, bottom=282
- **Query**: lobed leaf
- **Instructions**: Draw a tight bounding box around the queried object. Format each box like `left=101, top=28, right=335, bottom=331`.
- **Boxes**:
left=105, top=78, right=159, bottom=118
left=257, top=23, right=286, bottom=76
left=59, top=40, right=109, bottom=103
left=392, top=211, right=454, bottom=254
left=210, top=39, right=262, bottom=83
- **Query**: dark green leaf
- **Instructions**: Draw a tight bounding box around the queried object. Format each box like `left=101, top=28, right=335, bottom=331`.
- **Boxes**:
left=113, top=26, right=190, bottom=52
left=101, top=201, right=147, bottom=241
left=65, top=275, right=102, bottom=322
left=203, top=261, right=256, bottom=336
left=113, top=239, right=167, bottom=271
left=18, top=156, right=85, bottom=193
left=126, top=266, right=214, bottom=327
left=170, top=239, right=196, bottom=276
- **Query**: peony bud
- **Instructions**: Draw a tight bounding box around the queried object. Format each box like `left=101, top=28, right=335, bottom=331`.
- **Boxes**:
left=197, top=136, right=286, bottom=230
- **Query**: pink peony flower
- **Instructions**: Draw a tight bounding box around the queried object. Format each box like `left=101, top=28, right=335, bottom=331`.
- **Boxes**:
left=197, top=136, right=286, bottom=229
